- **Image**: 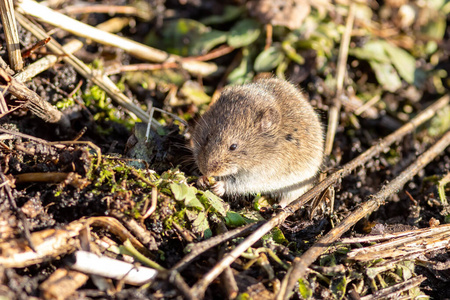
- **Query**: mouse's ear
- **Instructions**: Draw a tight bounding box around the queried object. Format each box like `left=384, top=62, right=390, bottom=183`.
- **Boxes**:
left=259, top=107, right=280, bottom=132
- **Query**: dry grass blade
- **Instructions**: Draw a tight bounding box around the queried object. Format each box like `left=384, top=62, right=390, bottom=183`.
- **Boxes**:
left=171, top=222, right=263, bottom=272
left=0, top=66, right=67, bottom=126
left=280, top=130, right=450, bottom=299
left=190, top=94, right=449, bottom=299
left=14, top=39, right=83, bottom=83
left=15, top=12, right=157, bottom=126
left=0, top=219, right=88, bottom=268
left=0, top=89, right=8, bottom=113
left=346, top=224, right=450, bottom=261
left=324, top=3, right=355, bottom=156
left=341, top=223, right=450, bottom=244
left=0, top=0, right=23, bottom=71
left=16, top=0, right=222, bottom=77
left=360, top=275, right=426, bottom=300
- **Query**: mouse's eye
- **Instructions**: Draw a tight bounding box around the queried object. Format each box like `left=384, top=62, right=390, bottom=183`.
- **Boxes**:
left=229, top=144, right=238, bottom=151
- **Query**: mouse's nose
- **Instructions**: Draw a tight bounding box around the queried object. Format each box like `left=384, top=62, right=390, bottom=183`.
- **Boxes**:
left=204, top=160, right=221, bottom=177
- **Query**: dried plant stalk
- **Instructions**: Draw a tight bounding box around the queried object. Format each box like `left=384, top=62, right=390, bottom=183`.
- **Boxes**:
left=280, top=130, right=450, bottom=299
left=0, top=0, right=23, bottom=71
left=16, top=0, right=222, bottom=77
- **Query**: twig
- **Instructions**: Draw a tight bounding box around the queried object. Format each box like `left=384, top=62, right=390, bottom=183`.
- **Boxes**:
left=0, top=165, right=35, bottom=251
left=217, top=221, right=239, bottom=300
left=264, top=24, right=273, bottom=50
left=0, top=127, right=49, bottom=143
left=15, top=14, right=125, bottom=83
left=15, top=12, right=157, bottom=127
left=355, top=94, right=381, bottom=116
left=105, top=45, right=234, bottom=76
left=0, top=89, right=8, bottom=113
left=141, top=186, right=158, bottom=220
left=340, top=223, right=450, bottom=244
left=39, top=269, right=89, bottom=300
left=166, top=270, right=195, bottom=300
left=0, top=0, right=23, bottom=71
left=171, top=221, right=263, bottom=272
left=105, top=62, right=179, bottom=75
left=280, top=130, right=450, bottom=299
left=16, top=0, right=222, bottom=77
left=21, top=37, right=51, bottom=58
left=0, top=66, right=69, bottom=127
left=346, top=224, right=450, bottom=261
left=324, top=3, right=355, bottom=156
left=360, top=275, right=426, bottom=300
left=14, top=39, right=83, bottom=83
left=101, top=211, right=158, bottom=251
left=189, top=94, right=449, bottom=299
left=95, top=17, right=133, bottom=33
left=185, top=45, right=235, bottom=62
left=59, top=4, right=143, bottom=17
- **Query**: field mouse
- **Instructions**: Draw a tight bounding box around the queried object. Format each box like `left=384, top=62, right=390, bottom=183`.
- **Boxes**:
left=191, top=77, right=324, bottom=207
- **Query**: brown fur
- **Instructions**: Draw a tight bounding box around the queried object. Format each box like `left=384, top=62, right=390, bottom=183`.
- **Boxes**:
left=191, top=78, right=324, bottom=207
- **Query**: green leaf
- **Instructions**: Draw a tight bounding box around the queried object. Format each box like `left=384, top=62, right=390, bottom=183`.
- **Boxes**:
left=281, top=40, right=304, bottom=64
left=331, top=276, right=348, bottom=299
left=201, top=191, right=228, bottom=217
left=201, top=5, right=245, bottom=25
left=180, top=81, right=211, bottom=106
left=369, top=61, right=402, bottom=92
left=184, top=188, right=204, bottom=211
left=156, top=18, right=209, bottom=56
left=170, top=183, right=201, bottom=211
left=227, top=47, right=254, bottom=85
left=225, top=211, right=247, bottom=226
left=298, top=278, right=312, bottom=299
left=190, top=30, right=228, bottom=56
left=422, top=17, right=446, bottom=40
left=270, top=227, right=288, bottom=244
left=438, top=172, right=450, bottom=205
left=227, top=19, right=261, bottom=48
left=366, top=265, right=388, bottom=280
left=428, top=102, right=450, bottom=137
left=350, top=40, right=391, bottom=63
left=382, top=41, right=416, bottom=84
left=191, top=211, right=212, bottom=238
left=254, top=46, right=285, bottom=72
left=170, top=182, right=188, bottom=201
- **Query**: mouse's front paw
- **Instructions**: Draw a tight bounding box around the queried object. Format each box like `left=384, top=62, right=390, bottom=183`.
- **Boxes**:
left=197, top=176, right=225, bottom=197
left=197, top=175, right=210, bottom=190
left=211, top=181, right=225, bottom=197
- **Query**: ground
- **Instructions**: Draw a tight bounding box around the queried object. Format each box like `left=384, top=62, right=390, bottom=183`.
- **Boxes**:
left=0, top=0, right=449, bottom=299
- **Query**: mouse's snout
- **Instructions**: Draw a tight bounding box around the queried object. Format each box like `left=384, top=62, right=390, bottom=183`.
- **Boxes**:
left=200, top=159, right=221, bottom=177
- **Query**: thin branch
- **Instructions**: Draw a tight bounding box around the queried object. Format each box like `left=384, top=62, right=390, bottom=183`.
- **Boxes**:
left=15, top=12, right=158, bottom=127
left=0, top=165, right=35, bottom=251
left=171, top=221, right=263, bottom=272
left=0, top=0, right=23, bottom=71
left=16, top=0, right=223, bottom=77
left=360, top=275, right=426, bottom=300
left=0, top=66, right=68, bottom=126
left=280, top=130, right=450, bottom=299
left=14, top=39, right=83, bottom=83
left=324, top=3, right=355, bottom=156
